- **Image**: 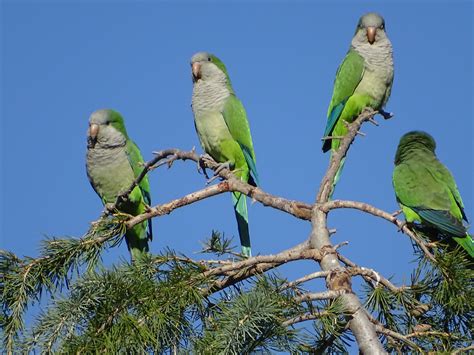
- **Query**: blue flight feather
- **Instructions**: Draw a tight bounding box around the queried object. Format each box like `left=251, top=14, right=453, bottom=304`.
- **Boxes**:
left=323, top=101, right=346, bottom=153
left=414, top=208, right=466, bottom=237
left=240, top=144, right=260, bottom=186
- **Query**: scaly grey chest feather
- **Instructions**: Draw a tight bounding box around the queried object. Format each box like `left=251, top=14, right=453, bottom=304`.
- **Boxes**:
left=192, top=80, right=234, bottom=155
left=86, top=146, right=135, bottom=203
left=353, top=40, right=394, bottom=106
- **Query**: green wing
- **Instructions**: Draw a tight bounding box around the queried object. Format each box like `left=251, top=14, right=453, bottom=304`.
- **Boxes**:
left=222, top=94, right=259, bottom=185
left=323, top=49, right=365, bottom=152
left=126, top=139, right=152, bottom=240
left=432, top=160, right=468, bottom=222
left=393, top=161, right=466, bottom=236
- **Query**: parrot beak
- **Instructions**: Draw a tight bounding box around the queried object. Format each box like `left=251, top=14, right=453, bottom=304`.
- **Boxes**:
left=192, top=62, right=201, bottom=82
left=367, top=27, right=376, bottom=44
left=87, top=123, right=99, bottom=148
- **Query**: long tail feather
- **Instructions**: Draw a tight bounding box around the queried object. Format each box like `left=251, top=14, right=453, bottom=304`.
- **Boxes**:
left=126, top=222, right=150, bottom=262
left=232, top=191, right=251, bottom=257
left=328, top=154, right=346, bottom=200
left=453, top=234, right=474, bottom=259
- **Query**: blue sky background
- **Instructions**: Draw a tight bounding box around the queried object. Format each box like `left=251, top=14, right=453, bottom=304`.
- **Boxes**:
left=1, top=0, right=472, bottom=350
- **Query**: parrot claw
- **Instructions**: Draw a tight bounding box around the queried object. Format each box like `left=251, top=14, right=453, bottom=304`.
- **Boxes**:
left=198, top=154, right=214, bottom=179
left=206, top=174, right=221, bottom=185
left=214, top=161, right=231, bottom=175
left=200, top=153, right=214, bottom=162
left=379, top=110, right=394, bottom=120
left=105, top=203, right=116, bottom=214
left=206, top=162, right=232, bottom=184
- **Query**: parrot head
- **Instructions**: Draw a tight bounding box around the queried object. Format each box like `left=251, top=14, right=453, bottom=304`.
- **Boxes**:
left=87, top=109, right=128, bottom=149
left=354, top=12, right=387, bottom=45
left=395, top=131, right=437, bottom=165
left=190, top=51, right=232, bottom=86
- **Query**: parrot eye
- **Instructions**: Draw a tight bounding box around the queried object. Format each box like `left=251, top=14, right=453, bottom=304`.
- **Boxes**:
left=207, top=57, right=212, bottom=62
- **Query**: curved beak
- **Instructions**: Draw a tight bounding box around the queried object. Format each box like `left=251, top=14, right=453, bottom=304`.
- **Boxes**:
left=192, top=62, right=201, bottom=82
left=367, top=26, right=376, bottom=44
left=87, top=123, right=99, bottom=148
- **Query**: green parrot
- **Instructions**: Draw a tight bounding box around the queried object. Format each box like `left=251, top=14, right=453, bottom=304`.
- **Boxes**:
left=392, top=131, right=474, bottom=259
left=190, top=52, right=259, bottom=257
left=86, top=109, right=152, bottom=261
left=323, top=12, right=394, bottom=195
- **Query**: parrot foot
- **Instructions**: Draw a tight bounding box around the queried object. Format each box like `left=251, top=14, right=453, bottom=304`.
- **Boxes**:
left=379, top=109, right=394, bottom=120
left=214, top=161, right=232, bottom=175
left=144, top=204, right=153, bottom=212
left=206, top=174, right=221, bottom=185
left=198, top=154, right=214, bottom=179
left=206, top=162, right=232, bottom=184
left=356, top=130, right=366, bottom=137
left=104, top=203, right=116, bottom=214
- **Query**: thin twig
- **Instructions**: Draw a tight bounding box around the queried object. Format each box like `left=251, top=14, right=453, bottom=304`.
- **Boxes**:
left=323, top=200, right=435, bottom=261
left=281, top=271, right=330, bottom=290
left=202, top=248, right=321, bottom=278
left=283, top=311, right=330, bottom=326
left=337, top=254, right=408, bottom=293
left=294, top=290, right=346, bottom=303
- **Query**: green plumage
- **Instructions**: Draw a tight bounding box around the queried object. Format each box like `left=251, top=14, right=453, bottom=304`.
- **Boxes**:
left=191, top=52, right=258, bottom=257
left=86, top=109, right=152, bottom=261
left=322, top=13, right=394, bottom=197
left=392, top=131, right=474, bottom=259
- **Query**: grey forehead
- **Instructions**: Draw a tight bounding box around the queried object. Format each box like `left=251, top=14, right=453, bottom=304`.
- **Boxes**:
left=359, top=12, right=385, bottom=28
left=191, top=51, right=211, bottom=63
left=89, top=109, right=111, bottom=124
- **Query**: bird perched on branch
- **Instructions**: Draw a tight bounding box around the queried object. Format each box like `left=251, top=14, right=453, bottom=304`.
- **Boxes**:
left=322, top=12, right=394, bottom=196
left=86, top=109, right=152, bottom=261
left=190, top=52, right=259, bottom=257
left=392, top=131, right=474, bottom=259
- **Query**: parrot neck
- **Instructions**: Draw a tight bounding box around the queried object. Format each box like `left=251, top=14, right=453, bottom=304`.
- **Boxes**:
left=395, top=145, right=436, bottom=165
left=351, top=38, right=393, bottom=71
left=192, top=79, right=231, bottom=116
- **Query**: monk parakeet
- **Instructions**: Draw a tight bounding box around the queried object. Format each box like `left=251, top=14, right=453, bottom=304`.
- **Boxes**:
left=392, top=131, right=474, bottom=259
left=190, top=52, right=259, bottom=257
left=323, top=12, right=394, bottom=195
left=86, top=109, right=152, bottom=261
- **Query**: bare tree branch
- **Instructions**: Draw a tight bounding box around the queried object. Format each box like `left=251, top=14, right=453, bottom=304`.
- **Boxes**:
left=205, top=240, right=311, bottom=294
left=337, top=254, right=408, bottom=293
left=281, top=271, right=330, bottom=290
left=324, top=200, right=435, bottom=261
left=294, top=290, right=346, bottom=303
left=309, top=109, right=388, bottom=354
left=283, top=311, right=330, bottom=327
left=373, top=324, right=422, bottom=352
left=202, top=247, right=321, bottom=278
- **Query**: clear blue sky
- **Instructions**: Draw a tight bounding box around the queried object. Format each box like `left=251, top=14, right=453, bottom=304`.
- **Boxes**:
left=1, top=0, right=472, bottom=348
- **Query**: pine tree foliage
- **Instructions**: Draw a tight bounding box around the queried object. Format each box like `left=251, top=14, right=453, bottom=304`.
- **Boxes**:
left=1, top=217, right=124, bottom=351
left=194, top=276, right=299, bottom=354
left=363, top=246, right=473, bottom=353
left=2, top=115, right=473, bottom=353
